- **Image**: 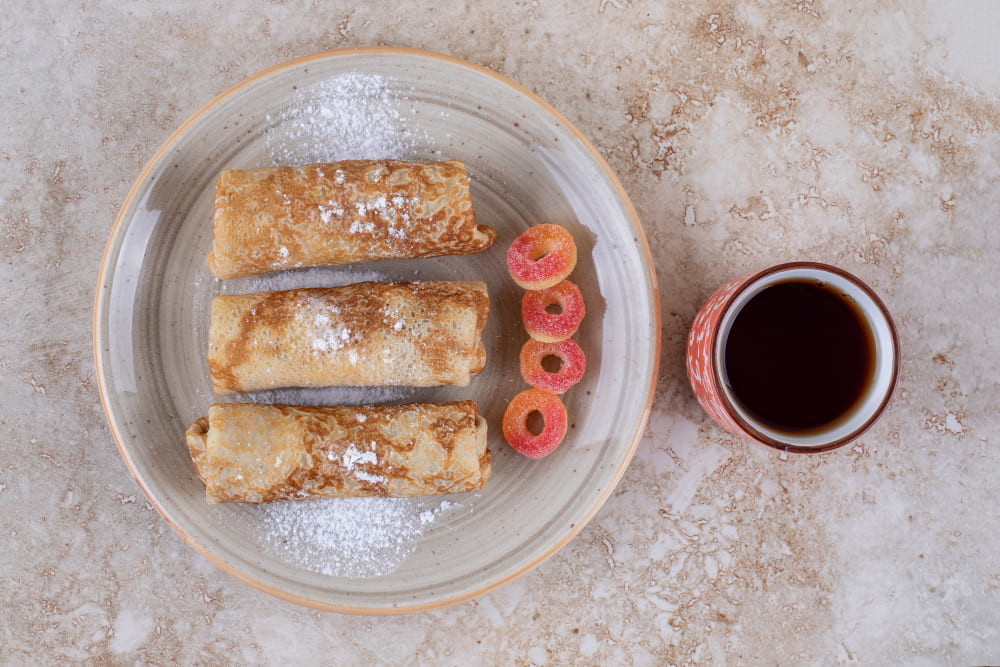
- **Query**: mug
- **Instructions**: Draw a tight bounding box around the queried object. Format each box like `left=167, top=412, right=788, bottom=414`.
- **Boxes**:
left=686, top=262, right=900, bottom=453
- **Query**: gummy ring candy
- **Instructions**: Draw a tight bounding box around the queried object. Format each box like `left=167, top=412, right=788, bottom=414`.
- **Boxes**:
left=502, top=389, right=568, bottom=458
left=522, top=280, right=586, bottom=343
left=520, top=338, right=586, bottom=394
left=506, top=224, right=578, bottom=290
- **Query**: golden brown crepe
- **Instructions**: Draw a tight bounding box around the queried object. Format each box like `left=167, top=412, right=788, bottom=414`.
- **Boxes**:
left=207, top=159, right=496, bottom=279
left=185, top=401, right=491, bottom=503
left=208, top=280, right=489, bottom=395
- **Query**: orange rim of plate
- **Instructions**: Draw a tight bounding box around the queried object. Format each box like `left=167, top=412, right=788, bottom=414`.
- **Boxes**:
left=92, top=46, right=662, bottom=615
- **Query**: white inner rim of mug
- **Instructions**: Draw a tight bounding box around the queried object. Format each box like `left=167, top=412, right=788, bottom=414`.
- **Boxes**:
left=714, top=267, right=897, bottom=449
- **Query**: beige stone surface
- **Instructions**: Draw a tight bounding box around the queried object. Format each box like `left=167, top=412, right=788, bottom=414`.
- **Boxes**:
left=3, top=0, right=1000, bottom=663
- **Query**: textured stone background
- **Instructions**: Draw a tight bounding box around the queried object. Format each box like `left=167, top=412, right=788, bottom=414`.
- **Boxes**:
left=3, top=0, right=1000, bottom=663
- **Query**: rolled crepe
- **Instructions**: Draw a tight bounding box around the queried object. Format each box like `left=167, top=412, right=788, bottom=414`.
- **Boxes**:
left=208, top=280, right=489, bottom=395
left=185, top=401, right=491, bottom=503
left=207, top=159, right=496, bottom=279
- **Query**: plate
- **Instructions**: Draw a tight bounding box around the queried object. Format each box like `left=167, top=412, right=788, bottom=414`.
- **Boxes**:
left=94, top=47, right=660, bottom=613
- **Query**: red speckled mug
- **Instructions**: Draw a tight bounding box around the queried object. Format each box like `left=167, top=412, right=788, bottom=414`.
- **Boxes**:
left=686, top=262, right=900, bottom=453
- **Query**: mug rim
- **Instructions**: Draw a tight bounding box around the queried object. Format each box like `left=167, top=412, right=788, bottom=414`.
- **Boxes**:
left=709, top=261, right=901, bottom=453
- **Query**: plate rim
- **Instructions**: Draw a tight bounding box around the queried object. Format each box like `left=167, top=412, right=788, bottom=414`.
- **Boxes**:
left=92, top=46, right=662, bottom=614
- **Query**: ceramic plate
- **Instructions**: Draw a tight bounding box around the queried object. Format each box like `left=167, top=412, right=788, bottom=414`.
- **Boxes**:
left=94, top=48, right=660, bottom=613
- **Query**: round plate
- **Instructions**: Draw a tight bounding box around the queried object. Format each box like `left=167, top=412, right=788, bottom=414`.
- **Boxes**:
left=94, top=47, right=660, bottom=613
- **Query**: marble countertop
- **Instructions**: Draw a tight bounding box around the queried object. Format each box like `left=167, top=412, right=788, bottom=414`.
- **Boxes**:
left=4, top=1, right=999, bottom=663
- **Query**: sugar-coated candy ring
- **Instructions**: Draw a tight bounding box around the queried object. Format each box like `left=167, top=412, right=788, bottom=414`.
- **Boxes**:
left=502, top=389, right=568, bottom=458
left=506, top=224, right=578, bottom=290
left=522, top=280, right=586, bottom=343
left=520, top=338, right=586, bottom=394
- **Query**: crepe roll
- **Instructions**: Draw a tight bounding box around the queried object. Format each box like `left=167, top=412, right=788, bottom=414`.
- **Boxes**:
left=185, top=401, right=491, bottom=503
left=208, top=280, right=489, bottom=395
left=207, top=159, right=496, bottom=279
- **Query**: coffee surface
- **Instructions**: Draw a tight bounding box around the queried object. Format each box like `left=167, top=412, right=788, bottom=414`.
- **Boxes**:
left=723, top=280, right=875, bottom=432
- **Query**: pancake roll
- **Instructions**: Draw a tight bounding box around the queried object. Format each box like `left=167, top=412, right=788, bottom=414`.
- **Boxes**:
left=207, top=280, right=489, bottom=395
left=185, top=401, right=491, bottom=503
left=207, top=159, right=496, bottom=279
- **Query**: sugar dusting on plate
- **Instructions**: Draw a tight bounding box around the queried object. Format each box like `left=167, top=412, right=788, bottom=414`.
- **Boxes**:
left=259, top=497, right=457, bottom=578
left=243, top=73, right=458, bottom=578
left=264, top=72, right=418, bottom=165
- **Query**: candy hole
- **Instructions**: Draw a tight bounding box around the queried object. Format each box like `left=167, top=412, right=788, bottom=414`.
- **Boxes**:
left=527, top=241, right=553, bottom=262
left=545, top=301, right=563, bottom=315
left=541, top=354, right=564, bottom=373
left=526, top=410, right=545, bottom=436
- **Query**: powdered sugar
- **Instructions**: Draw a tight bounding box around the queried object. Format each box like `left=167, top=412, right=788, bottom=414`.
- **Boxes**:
left=343, top=192, right=417, bottom=240
left=349, top=218, right=376, bottom=234
left=340, top=444, right=384, bottom=484
left=309, top=304, right=354, bottom=353
left=264, top=73, right=417, bottom=165
left=420, top=500, right=455, bottom=525
left=352, top=470, right=386, bottom=485
left=318, top=204, right=343, bottom=224
left=259, top=497, right=434, bottom=578
left=257, top=495, right=461, bottom=579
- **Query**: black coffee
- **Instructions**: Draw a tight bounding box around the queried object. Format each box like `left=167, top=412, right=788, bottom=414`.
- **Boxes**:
left=723, top=280, right=875, bottom=432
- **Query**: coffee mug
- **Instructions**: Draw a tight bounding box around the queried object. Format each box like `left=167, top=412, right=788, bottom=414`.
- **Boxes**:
left=686, top=262, right=900, bottom=453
